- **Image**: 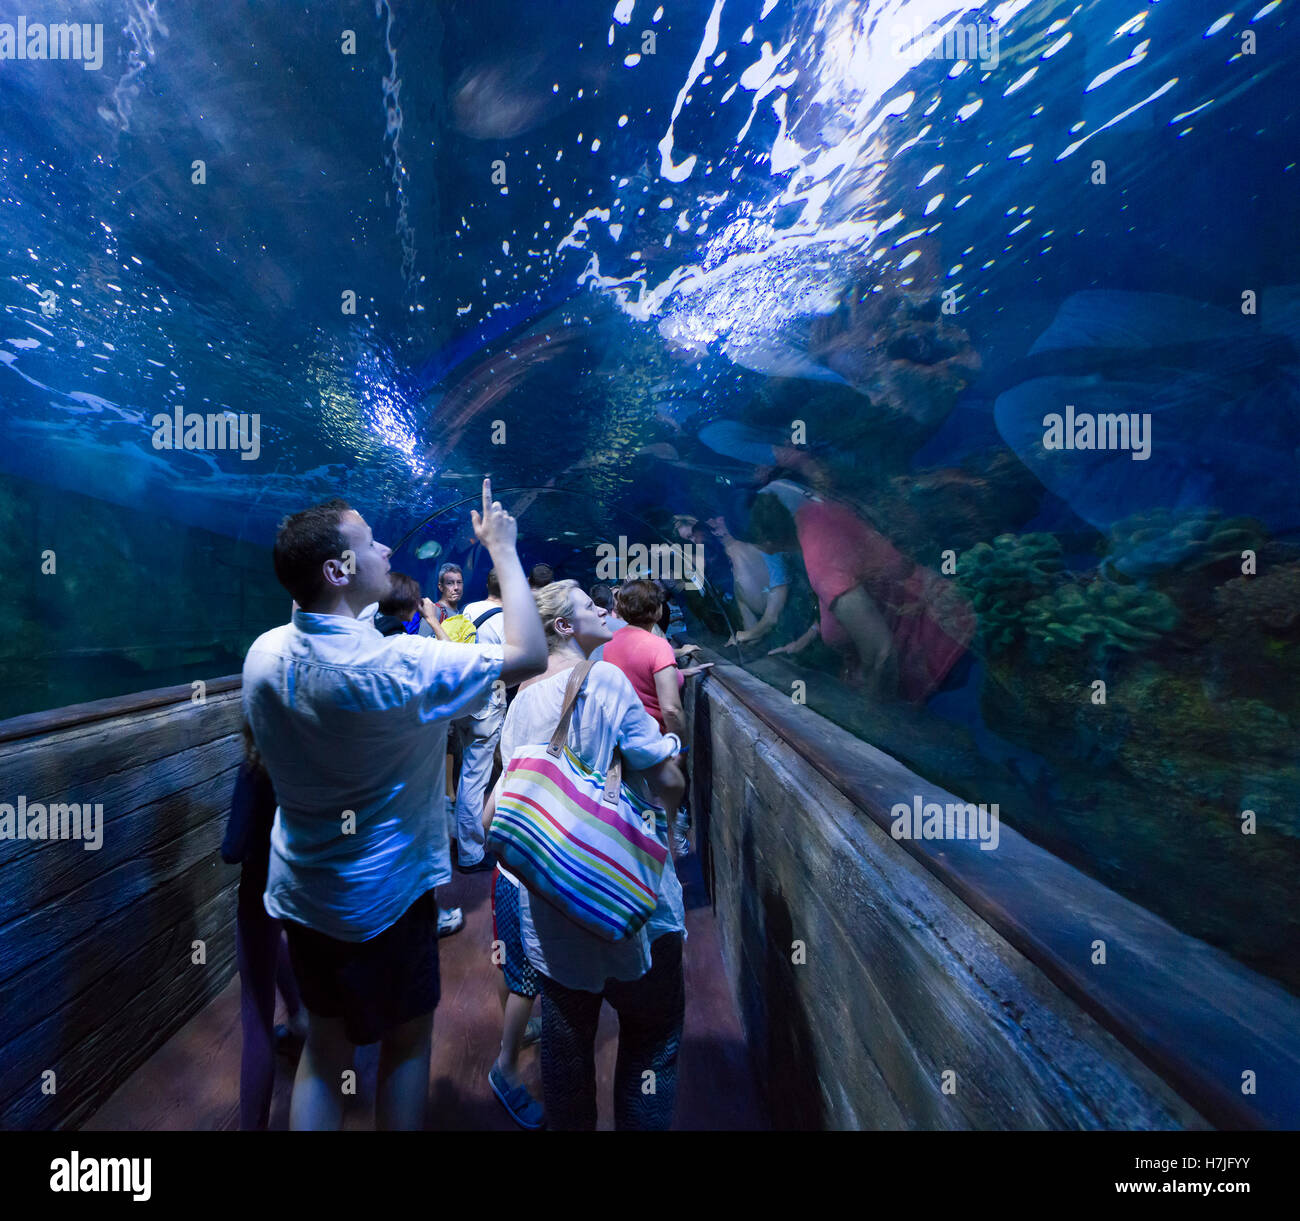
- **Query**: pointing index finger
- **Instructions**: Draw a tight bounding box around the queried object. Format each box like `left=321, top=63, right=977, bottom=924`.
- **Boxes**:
left=482, top=477, right=492, bottom=519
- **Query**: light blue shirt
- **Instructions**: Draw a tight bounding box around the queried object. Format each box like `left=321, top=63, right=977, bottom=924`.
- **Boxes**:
left=243, top=609, right=503, bottom=941
left=761, top=550, right=790, bottom=592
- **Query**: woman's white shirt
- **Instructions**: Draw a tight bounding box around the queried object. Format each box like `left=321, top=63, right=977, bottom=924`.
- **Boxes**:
left=494, top=660, right=685, bottom=992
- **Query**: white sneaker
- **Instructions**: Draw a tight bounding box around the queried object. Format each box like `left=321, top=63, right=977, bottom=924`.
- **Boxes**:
left=437, top=906, right=465, bottom=937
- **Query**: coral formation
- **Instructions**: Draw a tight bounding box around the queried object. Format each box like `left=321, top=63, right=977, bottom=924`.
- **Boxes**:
left=955, top=532, right=1064, bottom=653
left=977, top=648, right=1300, bottom=986
left=1103, top=507, right=1264, bottom=580
left=1214, top=561, right=1300, bottom=635
left=1022, top=578, right=1179, bottom=661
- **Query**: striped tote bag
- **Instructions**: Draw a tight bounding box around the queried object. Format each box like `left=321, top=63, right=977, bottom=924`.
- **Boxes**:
left=488, top=660, right=670, bottom=941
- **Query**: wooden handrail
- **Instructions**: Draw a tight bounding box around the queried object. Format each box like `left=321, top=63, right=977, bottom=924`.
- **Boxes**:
left=694, top=653, right=1300, bottom=1130
left=0, top=676, right=242, bottom=746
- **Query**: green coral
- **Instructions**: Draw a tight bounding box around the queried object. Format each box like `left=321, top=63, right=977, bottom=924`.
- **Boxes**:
left=1103, top=507, right=1264, bottom=580
left=956, top=532, right=1064, bottom=653
left=1023, top=578, right=1179, bottom=661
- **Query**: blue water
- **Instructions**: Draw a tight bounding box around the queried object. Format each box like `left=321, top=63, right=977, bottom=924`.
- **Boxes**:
left=2, top=0, right=1297, bottom=987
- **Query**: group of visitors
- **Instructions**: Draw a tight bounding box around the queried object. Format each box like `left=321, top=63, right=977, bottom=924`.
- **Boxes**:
left=232, top=480, right=710, bottom=1131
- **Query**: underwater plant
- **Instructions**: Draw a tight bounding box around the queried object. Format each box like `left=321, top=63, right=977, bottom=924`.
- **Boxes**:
left=955, top=532, right=1064, bottom=653
left=1102, top=507, right=1264, bottom=580
left=1022, top=578, right=1179, bottom=662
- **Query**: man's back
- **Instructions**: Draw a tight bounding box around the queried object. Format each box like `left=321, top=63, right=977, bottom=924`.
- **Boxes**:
left=243, top=609, right=503, bottom=941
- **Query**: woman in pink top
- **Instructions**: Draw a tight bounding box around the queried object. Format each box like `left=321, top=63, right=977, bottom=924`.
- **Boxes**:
left=602, top=580, right=710, bottom=735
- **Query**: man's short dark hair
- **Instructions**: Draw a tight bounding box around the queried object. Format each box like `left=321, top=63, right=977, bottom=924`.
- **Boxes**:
left=379, top=571, right=421, bottom=618
left=486, top=568, right=501, bottom=599
left=273, top=499, right=352, bottom=607
left=528, top=563, right=555, bottom=589
left=590, top=583, right=614, bottom=610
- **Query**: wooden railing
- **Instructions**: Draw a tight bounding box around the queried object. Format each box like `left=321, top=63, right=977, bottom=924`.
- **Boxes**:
left=0, top=676, right=245, bottom=1129
left=690, top=655, right=1300, bottom=1130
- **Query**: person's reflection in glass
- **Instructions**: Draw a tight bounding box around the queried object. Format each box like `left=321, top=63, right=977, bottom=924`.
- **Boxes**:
left=701, top=514, right=791, bottom=650
left=749, top=449, right=974, bottom=703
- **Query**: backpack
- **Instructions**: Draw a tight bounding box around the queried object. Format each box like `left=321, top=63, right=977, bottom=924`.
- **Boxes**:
left=441, top=614, right=477, bottom=644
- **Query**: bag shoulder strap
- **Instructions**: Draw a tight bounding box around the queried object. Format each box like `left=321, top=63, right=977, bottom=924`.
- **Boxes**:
left=546, top=659, right=626, bottom=807
left=473, top=605, right=503, bottom=629
left=547, top=659, right=597, bottom=757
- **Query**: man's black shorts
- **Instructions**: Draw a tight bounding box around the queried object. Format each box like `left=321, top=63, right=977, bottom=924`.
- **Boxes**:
left=284, top=889, right=441, bottom=1045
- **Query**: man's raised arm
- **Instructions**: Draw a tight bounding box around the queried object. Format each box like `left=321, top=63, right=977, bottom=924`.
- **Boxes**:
left=471, top=477, right=547, bottom=686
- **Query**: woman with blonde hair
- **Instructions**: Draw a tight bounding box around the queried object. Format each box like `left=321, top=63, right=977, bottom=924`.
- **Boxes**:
left=484, top=580, right=686, bottom=1129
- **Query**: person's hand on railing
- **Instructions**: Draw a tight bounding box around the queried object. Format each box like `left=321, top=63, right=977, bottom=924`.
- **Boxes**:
left=769, top=623, right=818, bottom=657
left=680, top=663, right=714, bottom=678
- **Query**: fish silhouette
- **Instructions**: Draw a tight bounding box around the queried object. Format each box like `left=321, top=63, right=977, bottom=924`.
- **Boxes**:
left=992, top=289, right=1300, bottom=533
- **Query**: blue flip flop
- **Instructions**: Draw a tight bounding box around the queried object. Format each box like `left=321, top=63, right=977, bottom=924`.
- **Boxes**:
left=489, top=1065, right=545, bottom=1130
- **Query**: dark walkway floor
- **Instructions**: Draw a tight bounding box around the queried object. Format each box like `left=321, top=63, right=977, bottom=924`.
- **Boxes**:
left=83, top=851, right=766, bottom=1131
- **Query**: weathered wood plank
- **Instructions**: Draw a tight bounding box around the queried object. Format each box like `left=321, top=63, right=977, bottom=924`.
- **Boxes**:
left=0, top=698, right=244, bottom=859
left=741, top=772, right=931, bottom=1128
left=711, top=720, right=929, bottom=1129
left=737, top=726, right=1019, bottom=1127
left=0, top=816, right=240, bottom=1057
left=0, top=753, right=241, bottom=927
left=693, top=662, right=1273, bottom=1129
left=743, top=724, right=1196, bottom=1129
left=0, top=676, right=241, bottom=745
left=0, top=788, right=234, bottom=984
left=0, top=677, right=246, bottom=1130
left=0, top=878, right=237, bottom=1129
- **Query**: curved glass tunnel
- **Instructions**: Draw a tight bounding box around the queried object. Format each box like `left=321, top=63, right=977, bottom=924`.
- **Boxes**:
left=1, top=0, right=1298, bottom=1136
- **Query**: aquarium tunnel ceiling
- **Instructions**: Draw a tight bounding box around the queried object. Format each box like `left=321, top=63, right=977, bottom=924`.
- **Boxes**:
left=1, top=0, right=1297, bottom=569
